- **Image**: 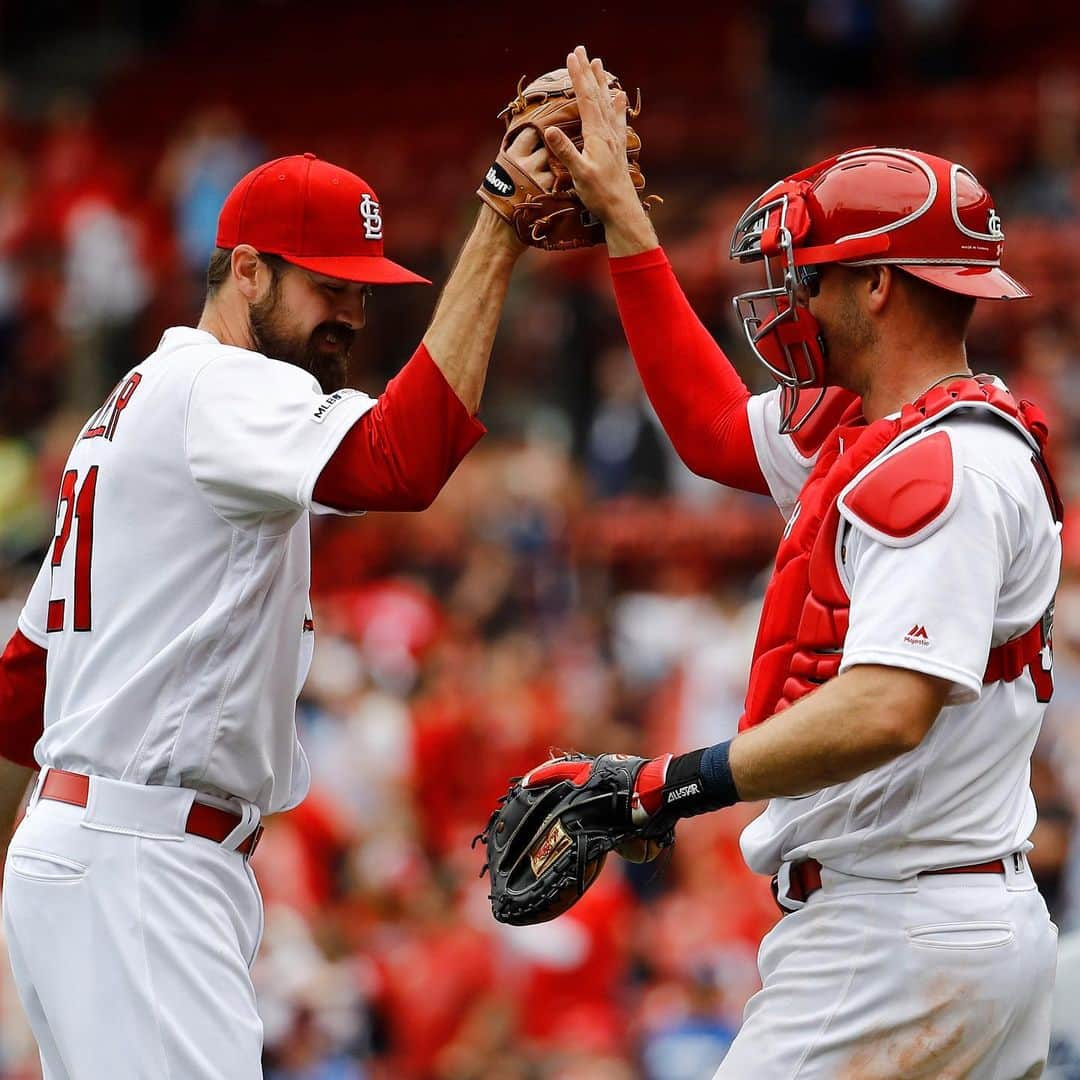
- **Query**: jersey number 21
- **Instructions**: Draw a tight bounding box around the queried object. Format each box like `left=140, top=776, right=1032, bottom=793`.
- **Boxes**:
left=47, top=466, right=98, bottom=633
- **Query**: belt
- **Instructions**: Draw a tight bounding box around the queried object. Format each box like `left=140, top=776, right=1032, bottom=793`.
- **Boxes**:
left=39, top=769, right=264, bottom=857
left=773, top=856, right=1007, bottom=914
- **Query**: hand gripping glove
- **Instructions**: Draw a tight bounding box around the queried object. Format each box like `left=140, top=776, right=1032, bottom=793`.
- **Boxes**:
left=477, top=68, right=660, bottom=250
left=474, top=752, right=678, bottom=927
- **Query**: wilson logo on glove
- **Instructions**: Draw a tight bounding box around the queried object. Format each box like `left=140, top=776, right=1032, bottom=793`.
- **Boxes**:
left=476, top=67, right=660, bottom=251
left=483, top=164, right=515, bottom=196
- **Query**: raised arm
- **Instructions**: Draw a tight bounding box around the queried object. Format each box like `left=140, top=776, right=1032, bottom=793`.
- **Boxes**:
left=609, top=248, right=767, bottom=492
left=421, top=202, right=528, bottom=415
left=314, top=136, right=549, bottom=513
left=544, top=46, right=768, bottom=495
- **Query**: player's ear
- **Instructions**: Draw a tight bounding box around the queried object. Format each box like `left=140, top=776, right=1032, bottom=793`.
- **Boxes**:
left=231, top=245, right=262, bottom=301
left=865, top=265, right=892, bottom=315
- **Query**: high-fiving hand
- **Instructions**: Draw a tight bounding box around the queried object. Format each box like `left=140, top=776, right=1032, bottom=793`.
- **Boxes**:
left=544, top=45, right=660, bottom=256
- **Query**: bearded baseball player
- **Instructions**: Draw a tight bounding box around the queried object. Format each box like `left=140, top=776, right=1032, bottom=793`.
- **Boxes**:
left=508, top=48, right=1061, bottom=1075
left=0, top=139, right=548, bottom=1078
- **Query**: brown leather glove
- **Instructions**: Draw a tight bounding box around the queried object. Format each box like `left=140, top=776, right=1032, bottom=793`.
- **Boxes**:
left=478, top=67, right=659, bottom=250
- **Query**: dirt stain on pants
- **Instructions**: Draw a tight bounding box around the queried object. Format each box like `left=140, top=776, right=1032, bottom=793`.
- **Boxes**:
left=835, top=975, right=1044, bottom=1079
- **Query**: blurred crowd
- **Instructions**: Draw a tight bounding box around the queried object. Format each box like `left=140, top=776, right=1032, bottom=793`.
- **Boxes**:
left=1, top=2, right=1080, bottom=1077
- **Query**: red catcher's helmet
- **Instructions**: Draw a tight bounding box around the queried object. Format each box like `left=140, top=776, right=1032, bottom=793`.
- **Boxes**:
left=730, top=147, right=1029, bottom=432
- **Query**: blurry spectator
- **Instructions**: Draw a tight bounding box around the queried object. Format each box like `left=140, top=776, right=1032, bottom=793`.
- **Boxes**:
left=365, top=870, right=497, bottom=1079
left=762, top=0, right=885, bottom=163
left=1008, top=323, right=1079, bottom=478
left=21, top=93, right=151, bottom=404
left=254, top=787, right=354, bottom=921
left=0, top=436, right=43, bottom=563
left=0, top=149, right=27, bottom=385
left=1047, top=929, right=1080, bottom=1078
left=409, top=632, right=563, bottom=858
left=256, top=907, right=374, bottom=1079
left=58, top=194, right=150, bottom=400
left=0, top=78, right=15, bottom=151
left=299, top=633, right=415, bottom=827
left=1028, top=744, right=1075, bottom=921
left=0, top=923, right=37, bottom=1079
left=893, top=0, right=972, bottom=83
left=585, top=346, right=669, bottom=499
left=264, top=1006, right=366, bottom=1080
left=155, top=106, right=264, bottom=286
left=328, top=580, right=444, bottom=695
left=1010, top=70, right=1080, bottom=222
left=638, top=969, right=738, bottom=1080
left=1044, top=569, right=1080, bottom=933
left=499, top=870, right=635, bottom=1057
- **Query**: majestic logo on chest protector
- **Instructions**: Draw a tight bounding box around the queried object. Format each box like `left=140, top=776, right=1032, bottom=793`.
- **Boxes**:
left=358, top=193, right=383, bottom=240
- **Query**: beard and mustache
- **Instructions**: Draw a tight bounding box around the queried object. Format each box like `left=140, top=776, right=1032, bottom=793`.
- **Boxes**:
left=248, top=287, right=356, bottom=394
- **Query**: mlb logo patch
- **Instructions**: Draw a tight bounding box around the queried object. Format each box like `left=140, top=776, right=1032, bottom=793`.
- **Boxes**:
left=311, top=388, right=360, bottom=423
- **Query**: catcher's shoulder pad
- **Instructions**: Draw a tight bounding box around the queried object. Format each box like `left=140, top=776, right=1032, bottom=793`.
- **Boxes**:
left=838, top=429, right=961, bottom=547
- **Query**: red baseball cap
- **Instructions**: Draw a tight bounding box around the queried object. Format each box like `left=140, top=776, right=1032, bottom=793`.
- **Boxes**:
left=215, top=153, right=429, bottom=285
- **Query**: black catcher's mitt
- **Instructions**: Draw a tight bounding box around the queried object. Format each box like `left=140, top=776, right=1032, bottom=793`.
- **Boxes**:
left=474, top=753, right=675, bottom=926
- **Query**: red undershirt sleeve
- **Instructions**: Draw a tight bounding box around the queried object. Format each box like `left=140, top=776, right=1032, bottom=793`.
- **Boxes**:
left=313, top=344, right=486, bottom=513
left=609, top=247, right=769, bottom=495
left=0, top=629, right=46, bottom=769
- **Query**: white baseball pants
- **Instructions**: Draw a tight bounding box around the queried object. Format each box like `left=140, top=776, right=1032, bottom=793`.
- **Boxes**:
left=2, top=771, right=265, bottom=1079
left=715, top=854, right=1057, bottom=1078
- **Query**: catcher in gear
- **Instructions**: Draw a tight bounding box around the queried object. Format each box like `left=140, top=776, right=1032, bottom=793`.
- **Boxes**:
left=478, top=65, right=659, bottom=250
left=479, top=45, right=1061, bottom=1079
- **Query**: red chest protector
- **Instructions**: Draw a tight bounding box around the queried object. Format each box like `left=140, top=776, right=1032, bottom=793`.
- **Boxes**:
left=740, top=378, right=1061, bottom=732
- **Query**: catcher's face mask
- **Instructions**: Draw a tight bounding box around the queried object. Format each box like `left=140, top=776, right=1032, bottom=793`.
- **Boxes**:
left=730, top=183, right=828, bottom=434
left=730, top=147, right=1029, bottom=434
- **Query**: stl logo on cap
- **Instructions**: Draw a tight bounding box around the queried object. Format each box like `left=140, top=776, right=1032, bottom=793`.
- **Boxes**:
left=214, top=154, right=429, bottom=286
left=359, top=193, right=383, bottom=241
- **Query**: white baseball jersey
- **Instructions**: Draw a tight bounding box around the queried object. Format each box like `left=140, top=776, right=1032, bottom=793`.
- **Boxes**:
left=740, top=384, right=1062, bottom=879
left=17, top=326, right=376, bottom=813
